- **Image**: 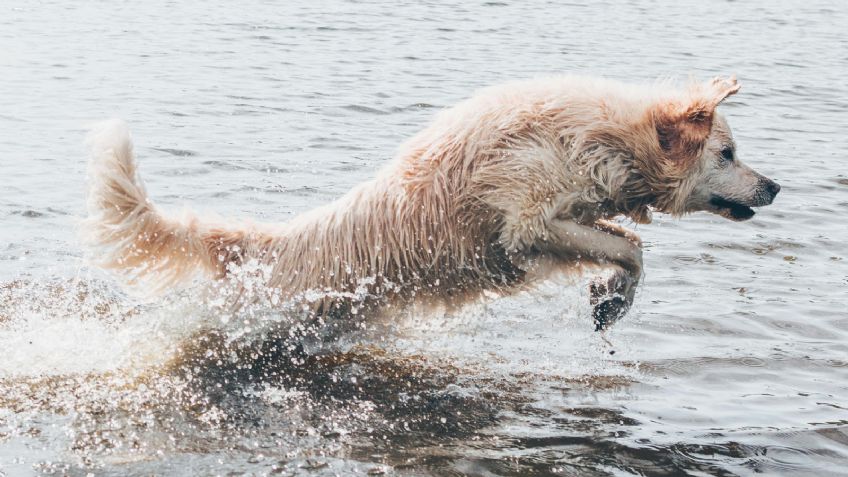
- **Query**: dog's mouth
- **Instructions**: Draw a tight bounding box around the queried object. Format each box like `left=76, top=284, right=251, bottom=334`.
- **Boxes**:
left=709, top=196, right=756, bottom=221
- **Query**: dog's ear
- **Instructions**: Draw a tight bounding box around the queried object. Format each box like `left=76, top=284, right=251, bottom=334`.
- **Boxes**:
left=654, top=75, right=740, bottom=163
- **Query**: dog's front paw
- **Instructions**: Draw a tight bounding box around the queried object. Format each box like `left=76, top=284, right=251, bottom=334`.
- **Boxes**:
left=589, top=267, right=636, bottom=331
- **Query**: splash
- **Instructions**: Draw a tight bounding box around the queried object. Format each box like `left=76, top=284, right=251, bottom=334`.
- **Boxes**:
left=0, top=278, right=209, bottom=377
left=0, top=267, right=631, bottom=474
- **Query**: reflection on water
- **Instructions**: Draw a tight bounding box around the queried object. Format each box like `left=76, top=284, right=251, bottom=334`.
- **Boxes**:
left=2, top=0, right=848, bottom=475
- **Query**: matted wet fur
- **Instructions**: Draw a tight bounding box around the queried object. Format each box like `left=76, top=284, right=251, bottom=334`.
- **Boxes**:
left=83, top=75, right=779, bottom=330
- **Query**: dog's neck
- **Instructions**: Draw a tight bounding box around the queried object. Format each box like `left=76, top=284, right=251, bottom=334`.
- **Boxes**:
left=609, top=169, right=657, bottom=224
left=605, top=144, right=701, bottom=222
left=563, top=148, right=659, bottom=225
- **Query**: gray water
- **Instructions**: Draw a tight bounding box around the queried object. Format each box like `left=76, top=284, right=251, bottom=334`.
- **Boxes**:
left=1, top=1, right=847, bottom=475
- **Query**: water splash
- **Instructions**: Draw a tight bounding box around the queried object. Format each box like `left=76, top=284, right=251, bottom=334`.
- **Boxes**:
left=0, top=268, right=629, bottom=474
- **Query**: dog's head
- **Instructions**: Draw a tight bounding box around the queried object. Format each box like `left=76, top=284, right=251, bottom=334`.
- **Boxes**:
left=646, top=76, right=780, bottom=221
left=686, top=114, right=780, bottom=220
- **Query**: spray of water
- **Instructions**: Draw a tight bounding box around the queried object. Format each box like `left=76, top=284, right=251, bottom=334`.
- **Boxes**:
left=0, top=262, right=631, bottom=473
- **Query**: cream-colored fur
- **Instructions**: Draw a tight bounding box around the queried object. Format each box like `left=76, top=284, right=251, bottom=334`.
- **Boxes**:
left=83, top=75, right=779, bottom=328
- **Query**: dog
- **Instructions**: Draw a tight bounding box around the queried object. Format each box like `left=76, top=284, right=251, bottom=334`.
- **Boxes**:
left=83, top=75, right=779, bottom=330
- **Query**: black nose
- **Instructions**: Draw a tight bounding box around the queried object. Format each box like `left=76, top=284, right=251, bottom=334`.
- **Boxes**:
left=766, top=180, right=781, bottom=197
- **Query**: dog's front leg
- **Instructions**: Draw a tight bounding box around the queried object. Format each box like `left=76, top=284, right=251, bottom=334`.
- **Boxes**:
left=588, top=264, right=637, bottom=331
left=588, top=220, right=645, bottom=328
left=542, top=219, right=642, bottom=277
left=539, top=219, right=643, bottom=330
left=593, top=219, right=642, bottom=247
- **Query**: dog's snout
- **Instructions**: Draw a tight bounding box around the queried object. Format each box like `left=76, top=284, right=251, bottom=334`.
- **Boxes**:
left=766, top=180, right=781, bottom=197
left=758, top=178, right=781, bottom=205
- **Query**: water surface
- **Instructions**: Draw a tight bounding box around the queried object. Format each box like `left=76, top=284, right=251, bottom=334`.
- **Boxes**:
left=1, top=1, right=847, bottom=475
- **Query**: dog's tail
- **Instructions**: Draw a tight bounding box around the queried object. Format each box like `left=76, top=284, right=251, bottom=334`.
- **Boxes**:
left=83, top=120, right=241, bottom=294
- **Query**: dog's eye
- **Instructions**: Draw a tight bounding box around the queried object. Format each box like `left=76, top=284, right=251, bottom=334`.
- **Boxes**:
left=720, top=147, right=734, bottom=162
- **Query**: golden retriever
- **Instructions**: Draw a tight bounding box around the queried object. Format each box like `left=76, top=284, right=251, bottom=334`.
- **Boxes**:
left=83, top=75, right=779, bottom=330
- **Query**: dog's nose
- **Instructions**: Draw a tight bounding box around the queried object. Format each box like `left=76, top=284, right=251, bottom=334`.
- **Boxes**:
left=766, top=180, right=781, bottom=197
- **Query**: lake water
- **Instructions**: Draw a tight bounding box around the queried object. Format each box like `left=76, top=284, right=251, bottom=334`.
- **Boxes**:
left=1, top=1, right=847, bottom=475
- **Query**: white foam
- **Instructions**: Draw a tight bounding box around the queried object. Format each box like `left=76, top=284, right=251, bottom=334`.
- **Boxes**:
left=0, top=279, right=210, bottom=378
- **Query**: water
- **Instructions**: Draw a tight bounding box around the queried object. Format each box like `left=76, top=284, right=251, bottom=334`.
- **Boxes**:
left=1, top=0, right=847, bottom=475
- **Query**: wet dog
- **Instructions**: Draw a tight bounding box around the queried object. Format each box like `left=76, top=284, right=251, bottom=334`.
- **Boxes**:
left=84, top=75, right=779, bottom=330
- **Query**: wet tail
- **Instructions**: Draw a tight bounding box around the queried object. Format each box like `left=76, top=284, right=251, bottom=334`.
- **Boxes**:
left=83, top=120, right=245, bottom=294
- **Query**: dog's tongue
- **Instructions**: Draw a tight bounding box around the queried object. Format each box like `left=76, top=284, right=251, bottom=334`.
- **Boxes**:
left=710, top=196, right=756, bottom=221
